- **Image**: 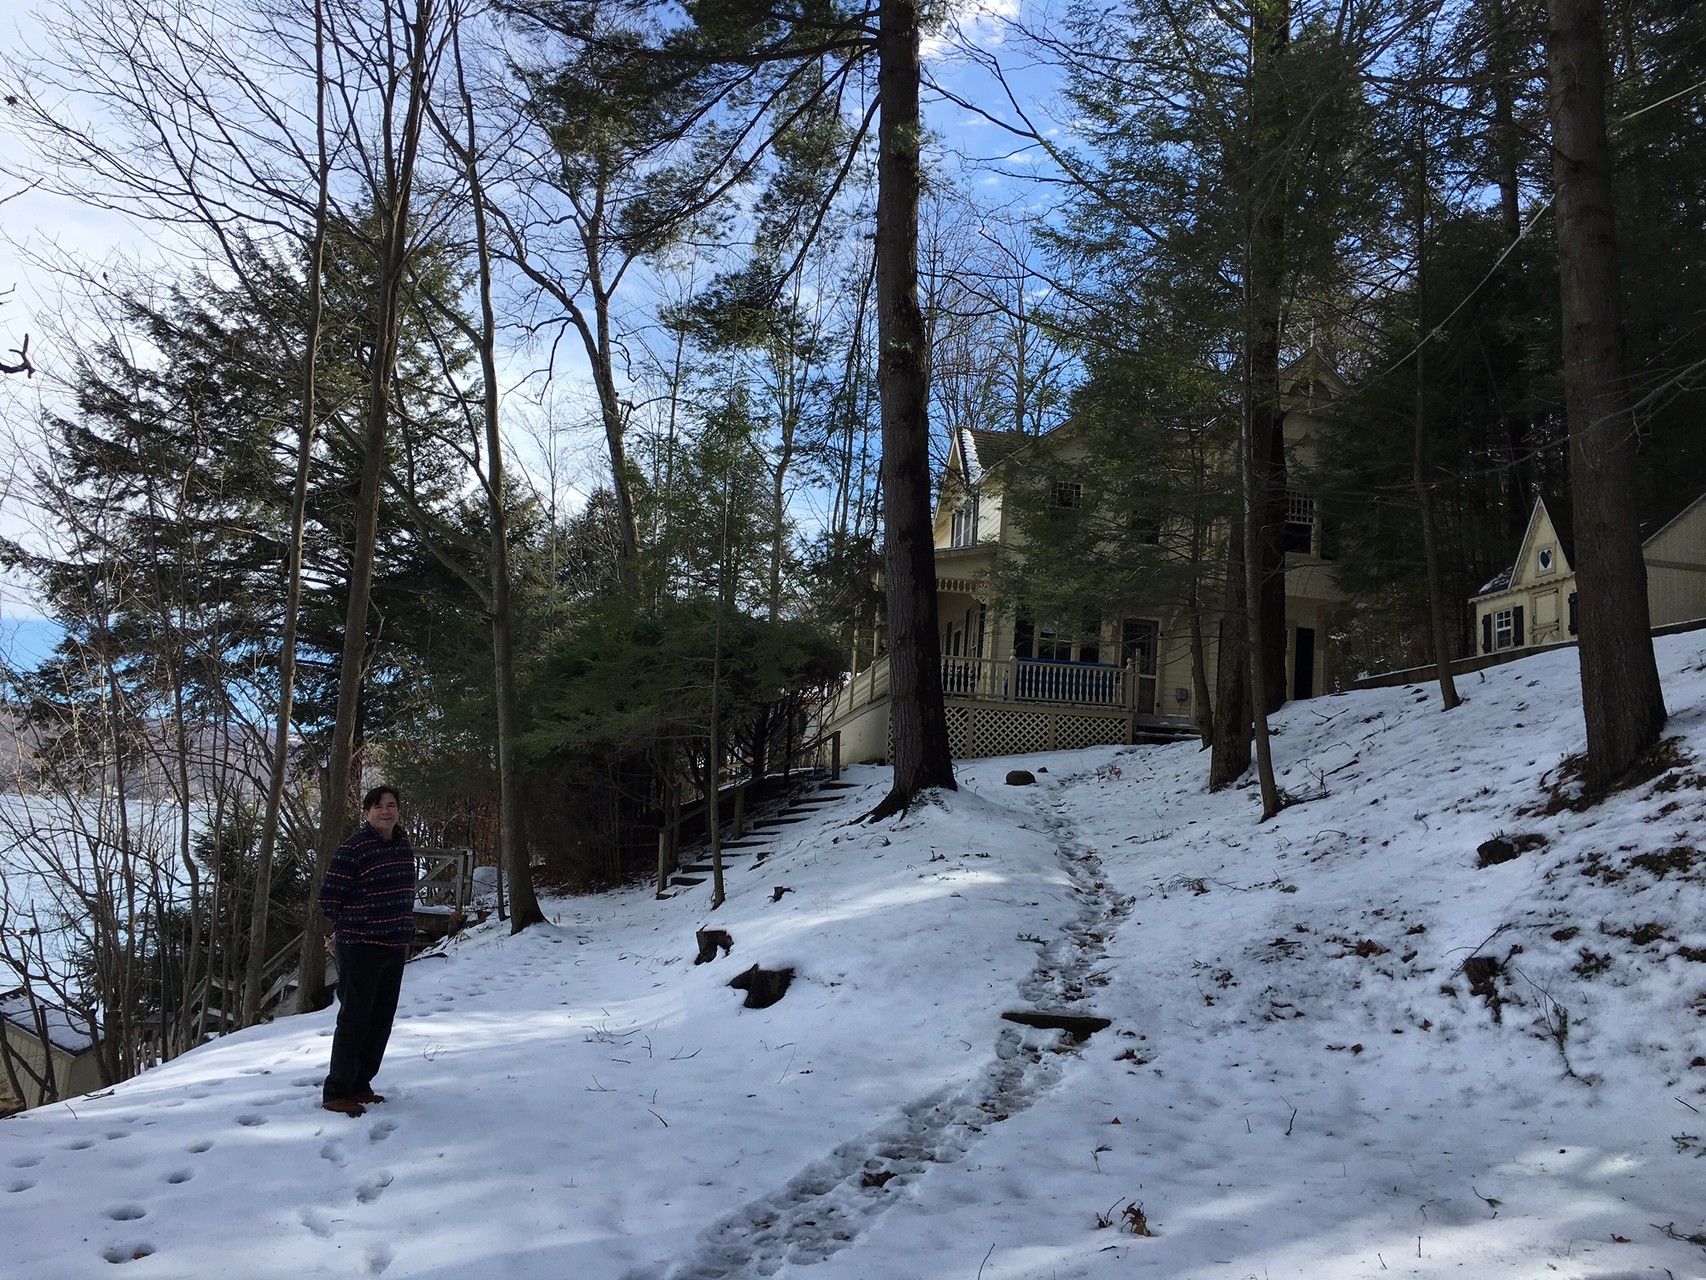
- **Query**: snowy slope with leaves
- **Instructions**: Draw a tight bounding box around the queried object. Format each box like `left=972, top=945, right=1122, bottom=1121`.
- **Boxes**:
left=3, top=635, right=1706, bottom=1279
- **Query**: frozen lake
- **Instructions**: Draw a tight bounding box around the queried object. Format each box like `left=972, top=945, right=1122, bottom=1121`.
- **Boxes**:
left=0, top=791, right=200, bottom=995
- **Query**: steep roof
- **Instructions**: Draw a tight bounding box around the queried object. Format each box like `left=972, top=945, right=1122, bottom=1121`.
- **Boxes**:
left=0, top=988, right=99, bottom=1056
left=961, top=428, right=1041, bottom=482
left=1475, top=495, right=1574, bottom=598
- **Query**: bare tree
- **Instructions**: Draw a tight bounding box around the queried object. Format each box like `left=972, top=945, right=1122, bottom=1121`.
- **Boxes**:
left=299, top=0, right=451, bottom=1007
left=425, top=2, right=545, bottom=931
left=242, top=0, right=335, bottom=1027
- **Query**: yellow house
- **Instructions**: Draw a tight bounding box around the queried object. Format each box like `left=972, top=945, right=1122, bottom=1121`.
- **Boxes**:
left=1471, top=493, right=1706, bottom=655
left=826, top=352, right=1348, bottom=763
left=0, top=988, right=106, bottom=1112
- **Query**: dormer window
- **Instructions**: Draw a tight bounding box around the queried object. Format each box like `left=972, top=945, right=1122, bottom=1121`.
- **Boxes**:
left=1538, top=547, right=1555, bottom=573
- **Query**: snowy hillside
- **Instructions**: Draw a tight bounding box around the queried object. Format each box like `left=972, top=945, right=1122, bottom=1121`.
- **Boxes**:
left=4, top=635, right=1706, bottom=1279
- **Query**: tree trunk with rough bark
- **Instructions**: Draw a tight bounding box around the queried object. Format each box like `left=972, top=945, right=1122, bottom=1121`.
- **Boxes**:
left=1545, top=0, right=1665, bottom=789
left=867, top=0, right=954, bottom=820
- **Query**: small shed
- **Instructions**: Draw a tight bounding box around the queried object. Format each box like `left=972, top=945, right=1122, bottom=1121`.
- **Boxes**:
left=0, top=988, right=106, bottom=1111
left=1471, top=493, right=1706, bottom=656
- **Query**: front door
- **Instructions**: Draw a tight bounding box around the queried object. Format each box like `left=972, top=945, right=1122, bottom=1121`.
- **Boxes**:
left=1292, top=626, right=1316, bottom=700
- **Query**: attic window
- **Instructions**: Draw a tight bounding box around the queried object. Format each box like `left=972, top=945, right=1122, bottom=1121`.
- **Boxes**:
left=1051, top=480, right=1083, bottom=510
left=1538, top=547, right=1555, bottom=573
left=950, top=493, right=981, bottom=548
left=1282, top=492, right=1317, bottom=555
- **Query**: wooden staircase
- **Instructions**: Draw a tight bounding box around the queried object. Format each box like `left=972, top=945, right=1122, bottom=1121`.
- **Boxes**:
left=665, top=779, right=859, bottom=890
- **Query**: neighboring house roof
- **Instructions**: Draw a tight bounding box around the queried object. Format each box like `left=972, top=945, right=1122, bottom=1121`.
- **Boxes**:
left=0, top=988, right=98, bottom=1056
left=1473, top=495, right=1574, bottom=601
left=1642, top=488, right=1706, bottom=545
left=1478, top=487, right=1706, bottom=602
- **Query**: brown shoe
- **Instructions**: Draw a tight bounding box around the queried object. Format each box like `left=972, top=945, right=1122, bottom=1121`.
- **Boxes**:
left=351, top=1090, right=386, bottom=1105
left=322, top=1097, right=367, bottom=1117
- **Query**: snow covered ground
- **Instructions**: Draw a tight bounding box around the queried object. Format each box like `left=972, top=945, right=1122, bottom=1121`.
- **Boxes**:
left=4, top=634, right=1706, bottom=1279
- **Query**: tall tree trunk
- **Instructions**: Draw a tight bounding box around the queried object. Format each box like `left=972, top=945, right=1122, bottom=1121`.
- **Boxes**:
left=1209, top=541, right=1252, bottom=788
left=244, top=0, right=331, bottom=1026
left=1249, top=0, right=1290, bottom=718
left=1242, top=332, right=1282, bottom=820
left=450, top=15, right=544, bottom=933
left=1411, top=133, right=1462, bottom=713
left=867, top=0, right=954, bottom=820
left=298, top=0, right=437, bottom=1011
left=1545, top=0, right=1665, bottom=789
left=1212, top=0, right=1289, bottom=794
left=1487, top=0, right=1535, bottom=536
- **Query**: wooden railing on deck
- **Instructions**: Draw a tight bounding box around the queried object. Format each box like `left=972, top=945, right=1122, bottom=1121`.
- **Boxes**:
left=828, top=653, right=1157, bottom=721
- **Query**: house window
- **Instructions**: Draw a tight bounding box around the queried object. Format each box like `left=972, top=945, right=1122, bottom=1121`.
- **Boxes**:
left=1129, top=512, right=1162, bottom=545
left=1036, top=617, right=1073, bottom=661
left=1494, top=608, right=1514, bottom=650
left=1077, top=613, right=1101, bottom=665
left=950, top=493, right=981, bottom=548
left=1537, top=547, right=1555, bottom=573
left=1051, top=479, right=1083, bottom=510
left=1282, top=491, right=1317, bottom=555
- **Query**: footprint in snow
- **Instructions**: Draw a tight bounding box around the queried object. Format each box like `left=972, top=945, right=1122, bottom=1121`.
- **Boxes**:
left=100, top=1240, right=156, bottom=1264
left=234, top=1114, right=268, bottom=1128
left=355, top=1171, right=394, bottom=1204
left=104, top=1203, right=147, bottom=1221
left=9, top=1155, right=42, bottom=1168
left=186, top=1140, right=214, bottom=1154
left=7, top=1180, right=35, bottom=1193
left=298, top=1206, right=336, bottom=1238
left=320, top=1141, right=348, bottom=1168
left=163, top=1170, right=194, bottom=1185
left=367, top=1119, right=396, bottom=1144
left=361, top=1243, right=395, bottom=1275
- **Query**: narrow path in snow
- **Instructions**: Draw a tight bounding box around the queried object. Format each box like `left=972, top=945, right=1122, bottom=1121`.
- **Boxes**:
left=626, top=774, right=1132, bottom=1280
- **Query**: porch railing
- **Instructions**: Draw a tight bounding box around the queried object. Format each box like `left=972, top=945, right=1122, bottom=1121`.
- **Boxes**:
left=829, top=652, right=1157, bottom=721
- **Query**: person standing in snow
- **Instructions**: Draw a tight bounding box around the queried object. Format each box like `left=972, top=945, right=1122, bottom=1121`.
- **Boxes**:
left=319, top=785, right=416, bottom=1117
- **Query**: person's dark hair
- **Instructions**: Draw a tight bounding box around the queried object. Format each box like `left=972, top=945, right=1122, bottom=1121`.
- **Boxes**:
left=361, top=785, right=401, bottom=813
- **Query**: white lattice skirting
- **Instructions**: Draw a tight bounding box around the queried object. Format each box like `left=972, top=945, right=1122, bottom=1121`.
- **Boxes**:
left=950, top=701, right=1131, bottom=759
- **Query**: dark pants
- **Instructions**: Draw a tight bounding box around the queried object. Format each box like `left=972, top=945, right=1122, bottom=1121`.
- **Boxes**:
left=323, top=940, right=407, bottom=1102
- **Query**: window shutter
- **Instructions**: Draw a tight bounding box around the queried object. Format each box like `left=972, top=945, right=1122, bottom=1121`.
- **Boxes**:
left=1513, top=605, right=1525, bottom=646
left=1568, top=592, right=1578, bottom=635
left=1482, top=613, right=1492, bottom=655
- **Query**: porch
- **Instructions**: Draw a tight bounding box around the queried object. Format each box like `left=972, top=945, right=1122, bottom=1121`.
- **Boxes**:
left=824, top=651, right=1193, bottom=764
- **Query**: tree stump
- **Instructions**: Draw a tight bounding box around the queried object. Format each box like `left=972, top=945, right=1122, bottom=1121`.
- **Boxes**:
left=694, top=929, right=733, bottom=965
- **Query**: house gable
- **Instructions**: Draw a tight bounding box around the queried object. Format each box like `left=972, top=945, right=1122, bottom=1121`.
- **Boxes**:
left=1506, top=497, right=1573, bottom=593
